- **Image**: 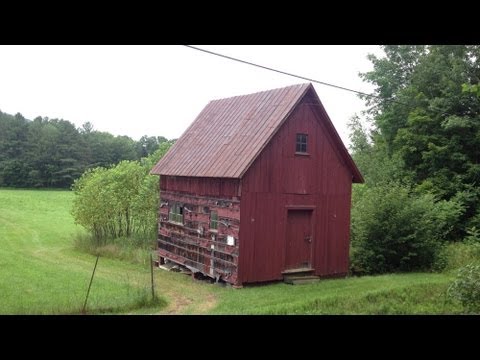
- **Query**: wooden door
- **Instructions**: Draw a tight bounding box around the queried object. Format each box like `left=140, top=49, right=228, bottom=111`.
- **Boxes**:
left=285, top=209, right=313, bottom=270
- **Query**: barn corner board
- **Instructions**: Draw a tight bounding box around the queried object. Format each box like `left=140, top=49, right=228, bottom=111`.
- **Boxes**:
left=151, top=83, right=363, bottom=286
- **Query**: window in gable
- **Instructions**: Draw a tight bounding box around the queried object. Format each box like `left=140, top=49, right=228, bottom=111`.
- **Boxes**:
left=296, top=133, right=308, bottom=153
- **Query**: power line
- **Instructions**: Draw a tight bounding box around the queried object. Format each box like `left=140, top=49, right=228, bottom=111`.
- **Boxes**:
left=183, top=45, right=406, bottom=106
left=183, top=46, right=459, bottom=124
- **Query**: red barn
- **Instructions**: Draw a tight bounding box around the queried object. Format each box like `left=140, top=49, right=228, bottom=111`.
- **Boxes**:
left=151, top=83, right=363, bottom=286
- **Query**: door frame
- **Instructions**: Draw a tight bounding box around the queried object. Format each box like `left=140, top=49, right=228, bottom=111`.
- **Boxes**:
left=283, top=205, right=316, bottom=271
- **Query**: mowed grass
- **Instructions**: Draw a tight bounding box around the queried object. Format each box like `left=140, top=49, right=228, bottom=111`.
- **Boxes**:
left=0, top=189, right=167, bottom=314
left=0, top=189, right=464, bottom=314
left=210, top=273, right=462, bottom=314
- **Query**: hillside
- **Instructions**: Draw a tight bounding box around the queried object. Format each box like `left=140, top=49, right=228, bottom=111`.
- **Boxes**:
left=0, top=189, right=463, bottom=314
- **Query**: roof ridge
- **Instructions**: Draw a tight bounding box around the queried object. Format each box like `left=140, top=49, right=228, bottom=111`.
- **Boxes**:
left=209, top=83, right=310, bottom=103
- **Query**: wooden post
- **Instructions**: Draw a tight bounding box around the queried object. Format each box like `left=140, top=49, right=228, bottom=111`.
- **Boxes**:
left=82, top=254, right=100, bottom=314
left=150, top=253, right=155, bottom=300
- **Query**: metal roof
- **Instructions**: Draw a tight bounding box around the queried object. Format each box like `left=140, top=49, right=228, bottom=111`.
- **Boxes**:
left=151, top=83, right=363, bottom=182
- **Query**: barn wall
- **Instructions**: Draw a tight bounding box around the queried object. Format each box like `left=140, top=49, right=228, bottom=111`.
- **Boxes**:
left=238, top=97, right=353, bottom=284
left=158, top=176, right=241, bottom=284
left=160, top=176, right=240, bottom=198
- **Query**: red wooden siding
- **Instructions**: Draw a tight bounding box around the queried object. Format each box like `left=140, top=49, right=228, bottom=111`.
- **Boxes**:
left=238, top=96, right=353, bottom=283
left=158, top=177, right=241, bottom=284
left=160, top=176, right=240, bottom=198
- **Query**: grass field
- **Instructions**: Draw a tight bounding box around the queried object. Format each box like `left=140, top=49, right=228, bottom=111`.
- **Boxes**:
left=0, top=189, right=213, bottom=314
left=0, top=189, right=464, bottom=314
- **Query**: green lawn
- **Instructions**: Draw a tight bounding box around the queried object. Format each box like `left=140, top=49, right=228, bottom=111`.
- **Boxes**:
left=0, top=189, right=463, bottom=314
left=211, top=272, right=461, bottom=314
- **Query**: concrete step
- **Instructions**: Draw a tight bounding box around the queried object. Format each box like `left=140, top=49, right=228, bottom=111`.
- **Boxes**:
left=283, top=275, right=320, bottom=285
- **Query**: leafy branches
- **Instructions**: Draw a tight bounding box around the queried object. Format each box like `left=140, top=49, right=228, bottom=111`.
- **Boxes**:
left=71, top=141, right=173, bottom=242
left=349, top=45, right=480, bottom=274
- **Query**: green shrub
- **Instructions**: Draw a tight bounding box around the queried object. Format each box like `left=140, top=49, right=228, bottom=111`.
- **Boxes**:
left=71, top=142, right=172, bottom=242
left=351, top=183, right=463, bottom=275
left=447, top=264, right=480, bottom=313
left=464, top=226, right=480, bottom=244
left=71, top=162, right=147, bottom=240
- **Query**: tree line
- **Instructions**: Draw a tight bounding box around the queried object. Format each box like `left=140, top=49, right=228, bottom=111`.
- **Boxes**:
left=350, top=45, right=480, bottom=274
left=0, top=111, right=170, bottom=188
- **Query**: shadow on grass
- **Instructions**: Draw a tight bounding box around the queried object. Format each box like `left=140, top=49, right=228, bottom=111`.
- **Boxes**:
left=75, top=295, right=168, bottom=315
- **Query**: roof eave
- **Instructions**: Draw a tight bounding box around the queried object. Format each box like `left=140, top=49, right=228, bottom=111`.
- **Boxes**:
left=308, top=88, right=364, bottom=184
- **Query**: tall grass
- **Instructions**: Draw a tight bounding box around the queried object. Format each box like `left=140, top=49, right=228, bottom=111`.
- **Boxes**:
left=73, top=232, right=156, bottom=265
left=434, top=242, right=480, bottom=272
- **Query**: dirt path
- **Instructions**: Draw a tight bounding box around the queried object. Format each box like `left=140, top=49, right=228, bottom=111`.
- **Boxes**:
left=162, top=294, right=193, bottom=314
left=153, top=271, right=219, bottom=314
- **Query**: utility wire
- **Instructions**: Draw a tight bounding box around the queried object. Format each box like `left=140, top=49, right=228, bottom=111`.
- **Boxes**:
left=183, top=45, right=408, bottom=106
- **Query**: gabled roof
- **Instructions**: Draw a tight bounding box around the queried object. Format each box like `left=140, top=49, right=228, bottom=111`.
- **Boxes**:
left=151, top=83, right=363, bottom=183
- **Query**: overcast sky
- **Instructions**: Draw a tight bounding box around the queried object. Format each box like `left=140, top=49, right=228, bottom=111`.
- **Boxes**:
left=0, top=45, right=384, bottom=146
